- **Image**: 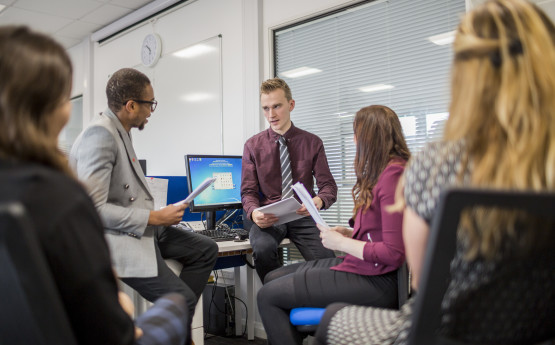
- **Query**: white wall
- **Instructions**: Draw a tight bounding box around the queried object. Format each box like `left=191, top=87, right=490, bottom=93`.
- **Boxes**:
left=66, top=0, right=263, bottom=176
left=93, top=0, right=256, bottom=172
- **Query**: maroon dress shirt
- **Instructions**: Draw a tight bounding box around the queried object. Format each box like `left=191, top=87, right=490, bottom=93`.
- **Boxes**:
left=331, top=160, right=406, bottom=276
left=241, top=123, right=337, bottom=219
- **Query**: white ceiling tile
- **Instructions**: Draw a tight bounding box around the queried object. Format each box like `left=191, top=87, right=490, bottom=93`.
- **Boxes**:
left=56, top=20, right=102, bottom=39
left=14, top=0, right=102, bottom=19
left=108, top=0, right=152, bottom=10
left=54, top=35, right=82, bottom=48
left=0, top=7, right=72, bottom=33
left=80, top=3, right=133, bottom=25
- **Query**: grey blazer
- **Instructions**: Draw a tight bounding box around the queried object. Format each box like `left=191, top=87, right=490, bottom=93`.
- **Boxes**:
left=70, top=109, right=159, bottom=278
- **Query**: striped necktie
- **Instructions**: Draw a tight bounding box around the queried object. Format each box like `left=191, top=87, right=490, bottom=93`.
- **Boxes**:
left=279, top=136, right=293, bottom=199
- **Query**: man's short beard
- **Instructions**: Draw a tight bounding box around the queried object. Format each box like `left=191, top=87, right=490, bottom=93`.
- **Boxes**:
left=138, top=123, right=145, bottom=131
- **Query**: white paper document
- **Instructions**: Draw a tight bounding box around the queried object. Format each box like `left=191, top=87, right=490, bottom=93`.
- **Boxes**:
left=146, top=177, right=169, bottom=211
left=173, top=177, right=217, bottom=206
left=291, top=182, right=330, bottom=230
left=254, top=197, right=304, bottom=226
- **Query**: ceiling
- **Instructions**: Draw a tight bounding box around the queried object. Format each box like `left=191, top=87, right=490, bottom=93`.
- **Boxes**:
left=0, top=0, right=554, bottom=49
left=0, top=0, right=153, bottom=48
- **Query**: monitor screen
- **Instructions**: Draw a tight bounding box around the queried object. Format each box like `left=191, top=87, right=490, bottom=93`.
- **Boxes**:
left=185, top=154, right=242, bottom=212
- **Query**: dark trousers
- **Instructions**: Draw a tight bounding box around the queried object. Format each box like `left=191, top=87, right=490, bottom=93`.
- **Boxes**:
left=257, top=258, right=398, bottom=345
left=121, top=226, right=218, bottom=316
left=249, top=216, right=335, bottom=283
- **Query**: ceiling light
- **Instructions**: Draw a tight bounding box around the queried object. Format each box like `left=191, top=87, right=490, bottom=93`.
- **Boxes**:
left=173, top=44, right=216, bottom=58
left=428, top=31, right=455, bottom=46
left=280, top=67, right=322, bottom=78
left=358, top=84, right=395, bottom=93
left=182, top=93, right=213, bottom=102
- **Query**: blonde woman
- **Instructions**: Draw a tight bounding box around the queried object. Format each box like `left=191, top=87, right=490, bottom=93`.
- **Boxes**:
left=314, top=0, right=555, bottom=344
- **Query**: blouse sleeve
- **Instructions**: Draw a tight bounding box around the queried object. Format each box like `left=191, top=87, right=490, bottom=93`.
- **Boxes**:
left=362, top=164, right=405, bottom=267
left=404, top=141, right=465, bottom=224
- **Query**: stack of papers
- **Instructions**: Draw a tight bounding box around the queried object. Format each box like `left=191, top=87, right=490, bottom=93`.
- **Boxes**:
left=254, top=183, right=330, bottom=230
left=291, top=182, right=330, bottom=230
left=173, top=177, right=217, bottom=206
left=254, top=197, right=303, bottom=225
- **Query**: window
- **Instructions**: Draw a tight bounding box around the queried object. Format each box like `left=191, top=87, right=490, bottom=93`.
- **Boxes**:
left=274, top=0, right=465, bottom=226
left=58, top=95, right=83, bottom=155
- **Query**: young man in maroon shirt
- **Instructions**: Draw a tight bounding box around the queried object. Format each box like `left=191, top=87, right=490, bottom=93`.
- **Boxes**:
left=241, top=78, right=337, bottom=283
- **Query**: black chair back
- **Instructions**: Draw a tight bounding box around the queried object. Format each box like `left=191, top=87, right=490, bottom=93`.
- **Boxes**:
left=408, top=188, right=555, bottom=345
left=397, top=261, right=410, bottom=308
left=0, top=202, right=78, bottom=345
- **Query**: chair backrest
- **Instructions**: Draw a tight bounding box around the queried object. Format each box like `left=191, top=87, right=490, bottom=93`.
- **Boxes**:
left=397, top=261, right=410, bottom=308
left=0, top=202, right=78, bottom=345
left=408, top=188, right=555, bottom=345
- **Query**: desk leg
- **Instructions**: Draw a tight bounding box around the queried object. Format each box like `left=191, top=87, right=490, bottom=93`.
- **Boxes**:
left=234, top=257, right=254, bottom=340
left=234, top=265, right=242, bottom=336
left=246, top=254, right=254, bottom=340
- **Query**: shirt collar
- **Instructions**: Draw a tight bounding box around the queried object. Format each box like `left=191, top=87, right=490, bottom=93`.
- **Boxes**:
left=268, top=122, right=298, bottom=141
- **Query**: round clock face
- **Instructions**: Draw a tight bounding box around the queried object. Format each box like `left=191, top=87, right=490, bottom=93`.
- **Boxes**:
left=141, top=33, right=161, bottom=67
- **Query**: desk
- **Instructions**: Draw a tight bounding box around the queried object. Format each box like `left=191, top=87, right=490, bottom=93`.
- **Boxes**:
left=124, top=238, right=291, bottom=344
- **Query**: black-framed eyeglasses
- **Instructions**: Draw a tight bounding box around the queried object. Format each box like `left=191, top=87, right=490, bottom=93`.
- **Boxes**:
left=123, top=99, right=158, bottom=112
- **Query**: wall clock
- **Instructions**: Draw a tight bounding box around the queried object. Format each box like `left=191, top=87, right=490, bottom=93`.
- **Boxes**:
left=141, top=33, right=162, bottom=67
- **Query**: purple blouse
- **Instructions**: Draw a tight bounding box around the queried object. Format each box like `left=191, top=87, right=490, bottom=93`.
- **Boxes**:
left=331, top=160, right=406, bottom=276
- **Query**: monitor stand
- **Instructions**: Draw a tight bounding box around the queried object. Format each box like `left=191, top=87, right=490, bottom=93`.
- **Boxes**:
left=206, top=211, right=216, bottom=230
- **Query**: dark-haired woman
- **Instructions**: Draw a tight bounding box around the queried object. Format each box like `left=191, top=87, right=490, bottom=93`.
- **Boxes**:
left=0, top=25, right=189, bottom=345
left=257, top=105, right=410, bottom=345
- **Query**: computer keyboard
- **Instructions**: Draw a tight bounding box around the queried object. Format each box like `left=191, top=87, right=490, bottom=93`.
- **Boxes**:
left=229, top=228, right=249, bottom=239
left=195, top=229, right=237, bottom=242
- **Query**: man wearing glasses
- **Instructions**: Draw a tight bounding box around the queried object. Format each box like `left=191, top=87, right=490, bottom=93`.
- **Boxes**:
left=70, top=68, right=218, bottom=320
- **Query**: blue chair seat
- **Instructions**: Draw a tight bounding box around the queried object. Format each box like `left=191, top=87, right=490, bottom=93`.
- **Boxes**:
left=290, top=307, right=326, bottom=326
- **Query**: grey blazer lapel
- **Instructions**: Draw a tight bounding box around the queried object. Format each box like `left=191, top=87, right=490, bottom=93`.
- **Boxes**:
left=104, top=110, right=152, bottom=198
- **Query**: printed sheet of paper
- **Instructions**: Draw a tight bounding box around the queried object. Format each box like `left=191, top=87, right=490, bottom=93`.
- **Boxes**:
left=174, top=177, right=217, bottom=206
left=146, top=177, right=169, bottom=210
left=254, top=197, right=303, bottom=226
left=291, top=182, right=330, bottom=230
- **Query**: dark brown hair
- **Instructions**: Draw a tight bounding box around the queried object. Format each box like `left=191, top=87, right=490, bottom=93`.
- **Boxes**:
left=352, top=105, right=410, bottom=216
left=0, top=26, right=73, bottom=175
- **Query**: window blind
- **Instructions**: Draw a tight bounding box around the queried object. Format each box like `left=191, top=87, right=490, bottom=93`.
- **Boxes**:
left=274, top=0, right=465, bottom=226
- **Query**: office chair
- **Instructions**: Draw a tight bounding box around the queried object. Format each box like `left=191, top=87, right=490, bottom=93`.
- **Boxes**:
left=290, top=261, right=411, bottom=334
left=0, top=202, right=78, bottom=345
left=408, top=188, right=555, bottom=345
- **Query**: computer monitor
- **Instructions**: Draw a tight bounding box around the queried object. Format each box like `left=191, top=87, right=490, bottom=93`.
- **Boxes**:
left=185, top=154, right=242, bottom=229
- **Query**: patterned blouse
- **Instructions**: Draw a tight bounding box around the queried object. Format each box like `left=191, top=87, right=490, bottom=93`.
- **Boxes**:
left=404, top=140, right=554, bottom=343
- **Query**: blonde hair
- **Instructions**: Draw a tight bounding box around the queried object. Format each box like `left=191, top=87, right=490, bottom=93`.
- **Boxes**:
left=260, top=78, right=293, bottom=101
left=444, top=0, right=555, bottom=259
